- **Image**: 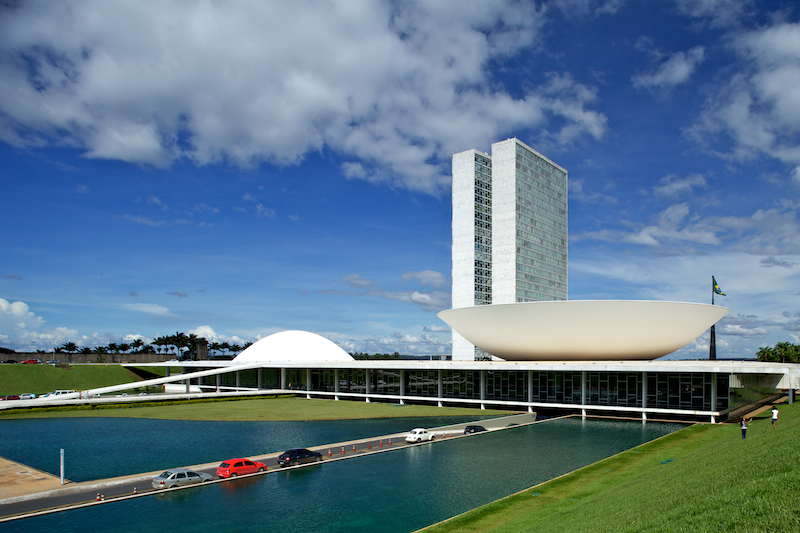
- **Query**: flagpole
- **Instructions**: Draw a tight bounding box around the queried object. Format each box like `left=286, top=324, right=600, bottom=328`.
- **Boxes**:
left=710, top=276, right=716, bottom=360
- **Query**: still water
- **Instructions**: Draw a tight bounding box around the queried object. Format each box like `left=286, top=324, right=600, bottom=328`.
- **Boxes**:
left=1, top=417, right=684, bottom=532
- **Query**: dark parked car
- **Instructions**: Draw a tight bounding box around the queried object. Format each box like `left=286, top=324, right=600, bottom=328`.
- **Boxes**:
left=2, top=359, right=18, bottom=364
left=464, top=425, right=487, bottom=434
left=277, top=448, right=323, bottom=467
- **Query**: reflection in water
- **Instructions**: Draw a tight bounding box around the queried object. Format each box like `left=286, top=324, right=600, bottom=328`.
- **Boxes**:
left=1, top=418, right=685, bottom=533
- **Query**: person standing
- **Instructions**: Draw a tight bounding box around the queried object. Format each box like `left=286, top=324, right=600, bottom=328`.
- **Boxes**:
left=740, top=416, right=752, bottom=439
left=771, top=406, right=779, bottom=429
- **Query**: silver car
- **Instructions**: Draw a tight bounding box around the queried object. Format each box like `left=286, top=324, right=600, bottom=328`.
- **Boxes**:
left=151, top=468, right=213, bottom=489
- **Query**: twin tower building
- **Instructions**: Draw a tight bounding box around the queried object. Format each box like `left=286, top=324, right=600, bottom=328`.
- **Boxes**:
left=451, top=138, right=568, bottom=361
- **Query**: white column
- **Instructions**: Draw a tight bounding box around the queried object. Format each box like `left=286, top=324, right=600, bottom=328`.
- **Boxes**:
left=335, top=369, right=340, bottom=394
left=306, top=368, right=312, bottom=399
left=257, top=369, right=262, bottom=390
left=581, top=371, right=587, bottom=407
left=280, top=368, right=286, bottom=390
left=438, top=370, right=443, bottom=399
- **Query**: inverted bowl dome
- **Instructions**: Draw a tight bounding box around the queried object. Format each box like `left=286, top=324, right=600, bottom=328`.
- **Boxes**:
left=438, top=300, right=729, bottom=361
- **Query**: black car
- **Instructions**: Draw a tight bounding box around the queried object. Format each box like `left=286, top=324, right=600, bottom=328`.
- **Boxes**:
left=277, top=448, right=323, bottom=467
left=463, top=425, right=487, bottom=434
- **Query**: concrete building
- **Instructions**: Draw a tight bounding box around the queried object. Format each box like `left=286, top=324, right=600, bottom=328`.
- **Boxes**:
left=452, top=138, right=568, bottom=360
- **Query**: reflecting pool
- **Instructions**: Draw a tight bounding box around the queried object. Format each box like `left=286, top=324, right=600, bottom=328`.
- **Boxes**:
left=1, top=417, right=684, bottom=533
left=0, top=415, right=500, bottom=481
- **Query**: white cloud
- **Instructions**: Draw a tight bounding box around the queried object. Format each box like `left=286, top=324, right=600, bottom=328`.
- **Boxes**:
left=120, top=303, right=175, bottom=316
left=342, top=274, right=374, bottom=289
left=653, top=174, right=707, bottom=197
left=574, top=199, right=800, bottom=254
left=401, top=270, right=448, bottom=289
left=569, top=179, right=617, bottom=204
left=0, top=0, right=606, bottom=196
left=689, top=22, right=800, bottom=170
left=633, top=46, right=705, bottom=90
left=0, top=298, right=80, bottom=351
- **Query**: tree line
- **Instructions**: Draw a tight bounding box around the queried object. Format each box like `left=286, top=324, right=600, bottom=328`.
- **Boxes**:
left=48, top=332, right=253, bottom=360
left=757, top=342, right=800, bottom=363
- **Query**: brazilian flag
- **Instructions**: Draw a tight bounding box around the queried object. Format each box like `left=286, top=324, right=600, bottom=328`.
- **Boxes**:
left=713, top=276, right=726, bottom=296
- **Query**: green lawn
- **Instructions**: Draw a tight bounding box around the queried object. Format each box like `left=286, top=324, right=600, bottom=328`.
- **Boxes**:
left=0, top=364, right=145, bottom=396
left=0, top=396, right=519, bottom=421
left=420, top=403, right=800, bottom=533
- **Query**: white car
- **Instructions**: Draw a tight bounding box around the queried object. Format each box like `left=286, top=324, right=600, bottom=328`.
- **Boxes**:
left=405, top=428, right=436, bottom=443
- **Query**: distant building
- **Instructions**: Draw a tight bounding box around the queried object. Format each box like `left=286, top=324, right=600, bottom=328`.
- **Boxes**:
left=452, top=138, right=568, bottom=360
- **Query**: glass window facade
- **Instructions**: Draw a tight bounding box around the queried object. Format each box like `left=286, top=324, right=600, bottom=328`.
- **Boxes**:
left=514, top=143, right=567, bottom=301
left=194, top=366, right=730, bottom=416
left=646, top=373, right=728, bottom=411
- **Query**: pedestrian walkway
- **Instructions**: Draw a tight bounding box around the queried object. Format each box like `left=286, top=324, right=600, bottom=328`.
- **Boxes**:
left=0, top=458, right=64, bottom=501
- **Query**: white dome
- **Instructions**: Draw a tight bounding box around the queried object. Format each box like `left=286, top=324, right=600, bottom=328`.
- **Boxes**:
left=232, top=330, right=354, bottom=364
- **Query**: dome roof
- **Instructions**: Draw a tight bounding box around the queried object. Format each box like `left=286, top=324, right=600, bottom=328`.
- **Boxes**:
left=439, top=300, right=729, bottom=361
left=232, top=330, right=353, bottom=364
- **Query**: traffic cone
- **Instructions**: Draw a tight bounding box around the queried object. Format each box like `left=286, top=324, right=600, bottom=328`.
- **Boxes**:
left=133, top=487, right=137, bottom=495
left=388, top=438, right=392, bottom=446
left=379, top=440, right=382, bottom=447
left=341, top=446, right=345, bottom=454
left=96, top=493, right=100, bottom=501
left=352, top=444, right=356, bottom=452
left=328, top=449, right=331, bottom=457
left=368, top=441, right=372, bottom=449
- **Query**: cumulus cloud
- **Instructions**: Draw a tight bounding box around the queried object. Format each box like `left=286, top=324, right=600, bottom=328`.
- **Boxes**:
left=0, top=298, right=79, bottom=351
left=689, top=22, right=800, bottom=171
left=336, top=330, right=450, bottom=355
left=187, top=325, right=247, bottom=346
left=633, top=46, right=706, bottom=90
left=0, top=1, right=606, bottom=196
left=574, top=199, right=800, bottom=254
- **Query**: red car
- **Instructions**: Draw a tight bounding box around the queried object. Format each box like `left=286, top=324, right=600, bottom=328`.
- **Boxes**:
left=21, top=359, right=41, bottom=364
left=216, top=458, right=266, bottom=478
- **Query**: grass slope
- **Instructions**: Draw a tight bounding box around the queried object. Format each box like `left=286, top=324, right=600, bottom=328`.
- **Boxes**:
left=0, top=364, right=144, bottom=395
left=421, top=404, right=800, bottom=533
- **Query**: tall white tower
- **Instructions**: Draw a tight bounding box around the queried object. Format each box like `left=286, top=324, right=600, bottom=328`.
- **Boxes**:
left=451, top=138, right=568, bottom=361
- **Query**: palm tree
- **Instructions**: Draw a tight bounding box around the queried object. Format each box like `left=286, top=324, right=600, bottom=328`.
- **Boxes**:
left=119, top=343, right=130, bottom=353
left=79, top=346, right=93, bottom=354
left=61, top=341, right=78, bottom=353
left=209, top=342, right=222, bottom=356
left=131, top=339, right=144, bottom=353
left=108, top=343, right=119, bottom=353
left=221, top=341, right=231, bottom=356
left=230, top=344, right=242, bottom=355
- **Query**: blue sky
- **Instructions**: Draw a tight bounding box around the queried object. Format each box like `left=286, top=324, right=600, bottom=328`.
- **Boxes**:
left=1, top=0, right=799, bottom=359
